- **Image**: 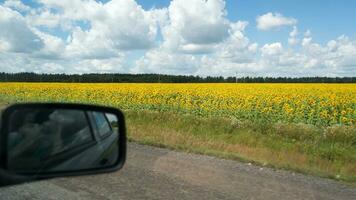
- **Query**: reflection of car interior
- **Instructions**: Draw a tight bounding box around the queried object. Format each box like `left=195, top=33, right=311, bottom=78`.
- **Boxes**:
left=7, top=109, right=119, bottom=173
left=51, top=110, right=93, bottom=153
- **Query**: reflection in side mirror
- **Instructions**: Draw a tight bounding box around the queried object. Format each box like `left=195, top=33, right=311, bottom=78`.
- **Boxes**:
left=0, top=103, right=126, bottom=182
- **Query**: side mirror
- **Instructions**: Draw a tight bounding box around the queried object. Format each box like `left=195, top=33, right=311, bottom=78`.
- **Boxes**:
left=0, top=103, right=126, bottom=187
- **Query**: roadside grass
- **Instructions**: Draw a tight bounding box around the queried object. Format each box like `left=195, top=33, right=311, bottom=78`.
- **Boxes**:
left=125, top=110, right=356, bottom=183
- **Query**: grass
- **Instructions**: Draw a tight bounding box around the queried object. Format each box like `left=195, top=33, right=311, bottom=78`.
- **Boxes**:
left=124, top=110, right=356, bottom=183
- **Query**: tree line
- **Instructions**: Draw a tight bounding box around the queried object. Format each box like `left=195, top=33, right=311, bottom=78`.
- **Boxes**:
left=0, top=72, right=354, bottom=83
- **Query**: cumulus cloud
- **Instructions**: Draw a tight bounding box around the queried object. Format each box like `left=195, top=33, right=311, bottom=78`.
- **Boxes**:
left=288, top=26, right=299, bottom=45
left=64, top=26, right=119, bottom=59
left=256, top=12, right=297, bottom=30
left=91, top=0, right=159, bottom=50
left=0, top=0, right=355, bottom=76
left=257, top=34, right=356, bottom=76
left=136, top=19, right=258, bottom=76
left=27, top=8, right=64, bottom=28
left=0, top=6, right=44, bottom=53
left=162, top=0, right=230, bottom=53
left=215, top=21, right=258, bottom=63
left=32, top=30, right=65, bottom=59
left=71, top=56, right=125, bottom=74
left=0, top=50, right=125, bottom=74
left=3, top=0, right=31, bottom=12
left=261, top=42, right=283, bottom=56
left=133, top=49, right=200, bottom=75
left=302, top=30, right=313, bottom=46
left=134, top=0, right=236, bottom=74
left=39, top=0, right=161, bottom=56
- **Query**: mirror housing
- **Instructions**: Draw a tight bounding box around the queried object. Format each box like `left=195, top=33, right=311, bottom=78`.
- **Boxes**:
left=0, top=103, right=126, bottom=186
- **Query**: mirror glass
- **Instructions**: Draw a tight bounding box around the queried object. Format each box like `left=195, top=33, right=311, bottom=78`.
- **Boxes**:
left=5, top=107, right=119, bottom=174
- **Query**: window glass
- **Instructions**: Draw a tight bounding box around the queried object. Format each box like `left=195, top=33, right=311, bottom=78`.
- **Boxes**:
left=92, top=112, right=112, bottom=138
left=106, top=113, right=118, bottom=128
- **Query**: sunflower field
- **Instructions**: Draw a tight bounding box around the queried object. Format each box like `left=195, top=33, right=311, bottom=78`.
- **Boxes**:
left=0, top=83, right=355, bottom=126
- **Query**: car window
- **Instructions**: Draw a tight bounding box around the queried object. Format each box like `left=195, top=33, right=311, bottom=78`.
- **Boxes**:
left=105, top=113, right=118, bottom=128
left=92, top=111, right=112, bottom=138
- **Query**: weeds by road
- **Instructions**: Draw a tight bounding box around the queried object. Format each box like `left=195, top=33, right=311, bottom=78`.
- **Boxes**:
left=125, top=110, right=356, bottom=183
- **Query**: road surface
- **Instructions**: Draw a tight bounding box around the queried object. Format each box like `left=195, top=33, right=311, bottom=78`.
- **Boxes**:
left=0, top=143, right=355, bottom=200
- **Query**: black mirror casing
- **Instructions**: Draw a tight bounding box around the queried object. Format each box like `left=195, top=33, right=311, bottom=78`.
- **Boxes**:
left=0, top=103, right=126, bottom=187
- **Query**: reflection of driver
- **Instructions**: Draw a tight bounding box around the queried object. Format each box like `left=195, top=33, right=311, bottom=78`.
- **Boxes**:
left=8, top=110, right=59, bottom=170
left=8, top=110, right=77, bottom=159
left=47, top=110, right=90, bottom=152
left=8, top=109, right=92, bottom=171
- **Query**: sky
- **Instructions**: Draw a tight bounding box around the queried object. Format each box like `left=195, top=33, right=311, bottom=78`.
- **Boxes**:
left=0, top=0, right=355, bottom=77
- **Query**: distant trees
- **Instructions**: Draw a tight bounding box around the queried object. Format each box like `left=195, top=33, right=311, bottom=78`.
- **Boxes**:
left=0, top=72, right=354, bottom=83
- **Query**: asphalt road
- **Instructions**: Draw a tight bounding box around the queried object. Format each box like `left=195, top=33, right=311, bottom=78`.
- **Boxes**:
left=0, top=143, right=355, bottom=200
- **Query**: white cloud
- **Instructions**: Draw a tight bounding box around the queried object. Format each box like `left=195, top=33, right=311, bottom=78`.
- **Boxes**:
left=135, top=19, right=259, bottom=76
left=27, top=8, right=63, bottom=28
left=3, top=0, right=31, bottom=12
left=162, top=0, right=230, bottom=53
left=32, top=30, right=65, bottom=59
left=215, top=21, right=258, bottom=63
left=256, top=12, right=297, bottom=30
left=95, top=0, right=158, bottom=50
left=301, top=30, right=313, bottom=47
left=71, top=56, right=125, bottom=74
left=304, top=29, right=312, bottom=37
left=0, top=6, right=44, bottom=53
left=39, top=62, right=65, bottom=73
left=197, top=55, right=264, bottom=77
left=324, top=36, right=356, bottom=68
left=261, top=42, right=283, bottom=56
left=0, top=0, right=355, bottom=77
left=256, top=35, right=356, bottom=76
left=302, top=37, right=312, bottom=46
left=37, top=0, right=101, bottom=21
left=0, top=52, right=31, bottom=72
left=288, top=26, right=299, bottom=45
left=14, top=0, right=165, bottom=61
left=64, top=26, right=119, bottom=59
left=134, top=0, right=235, bottom=74
left=0, top=50, right=125, bottom=74
left=90, top=1, right=356, bottom=77
left=133, top=49, right=200, bottom=75
left=45, top=0, right=159, bottom=49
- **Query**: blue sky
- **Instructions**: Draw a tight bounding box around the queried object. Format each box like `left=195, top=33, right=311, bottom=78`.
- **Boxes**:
left=227, top=0, right=356, bottom=44
left=0, top=0, right=355, bottom=76
left=135, top=0, right=356, bottom=45
left=13, top=0, right=356, bottom=44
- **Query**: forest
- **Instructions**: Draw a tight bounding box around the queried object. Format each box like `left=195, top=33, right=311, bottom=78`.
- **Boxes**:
left=0, top=72, right=355, bottom=83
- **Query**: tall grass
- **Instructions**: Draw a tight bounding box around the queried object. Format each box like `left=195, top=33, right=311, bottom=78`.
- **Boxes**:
left=125, top=110, right=356, bottom=182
